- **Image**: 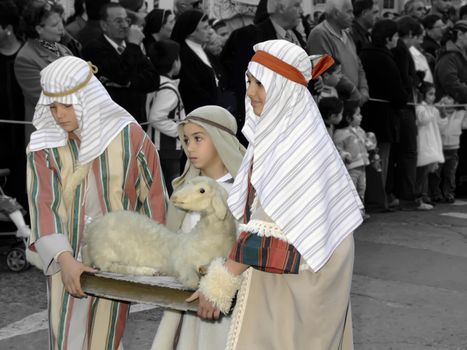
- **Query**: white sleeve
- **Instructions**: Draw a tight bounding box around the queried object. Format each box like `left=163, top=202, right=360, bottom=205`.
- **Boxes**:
left=147, top=88, right=179, bottom=138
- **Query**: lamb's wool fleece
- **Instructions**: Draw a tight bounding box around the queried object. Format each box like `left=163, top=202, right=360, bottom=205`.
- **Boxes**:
left=83, top=176, right=237, bottom=289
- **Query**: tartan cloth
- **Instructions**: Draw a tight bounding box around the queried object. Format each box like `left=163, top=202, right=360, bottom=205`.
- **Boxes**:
left=229, top=177, right=301, bottom=274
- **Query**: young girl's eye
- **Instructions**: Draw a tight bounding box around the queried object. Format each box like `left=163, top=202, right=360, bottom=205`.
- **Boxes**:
left=195, top=136, right=202, bottom=143
left=183, top=138, right=189, bottom=145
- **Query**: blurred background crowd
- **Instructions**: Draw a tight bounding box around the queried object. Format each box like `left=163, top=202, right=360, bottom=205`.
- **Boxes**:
left=0, top=0, right=467, bottom=222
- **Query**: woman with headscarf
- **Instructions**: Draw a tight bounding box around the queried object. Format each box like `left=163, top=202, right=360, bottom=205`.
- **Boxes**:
left=171, top=10, right=221, bottom=113
left=151, top=105, right=246, bottom=350
left=187, top=39, right=363, bottom=349
left=143, top=9, right=176, bottom=53
left=26, top=56, right=165, bottom=349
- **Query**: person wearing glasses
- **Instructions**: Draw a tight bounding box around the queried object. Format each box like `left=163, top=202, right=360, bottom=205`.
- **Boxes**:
left=403, top=0, right=427, bottom=21
left=82, top=2, right=159, bottom=125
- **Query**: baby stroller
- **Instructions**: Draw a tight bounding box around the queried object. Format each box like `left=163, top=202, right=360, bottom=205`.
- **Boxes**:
left=0, top=168, right=31, bottom=272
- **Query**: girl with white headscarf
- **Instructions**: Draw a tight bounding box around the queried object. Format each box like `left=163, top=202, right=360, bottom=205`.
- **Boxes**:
left=187, top=39, right=363, bottom=349
left=26, top=56, right=166, bottom=349
left=152, top=105, right=245, bottom=350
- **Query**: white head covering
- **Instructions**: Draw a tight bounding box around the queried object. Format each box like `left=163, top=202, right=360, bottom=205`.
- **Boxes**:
left=28, top=56, right=136, bottom=165
left=227, top=39, right=363, bottom=272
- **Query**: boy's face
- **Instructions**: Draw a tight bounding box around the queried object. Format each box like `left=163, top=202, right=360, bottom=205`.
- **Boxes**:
left=183, top=122, right=222, bottom=173
left=50, top=102, right=79, bottom=132
left=322, top=66, right=342, bottom=87
left=329, top=111, right=343, bottom=125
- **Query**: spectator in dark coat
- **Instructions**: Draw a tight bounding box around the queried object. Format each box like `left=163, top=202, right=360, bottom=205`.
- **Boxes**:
left=171, top=10, right=220, bottom=113
left=142, top=9, right=175, bottom=53
left=360, top=19, right=408, bottom=211
left=435, top=20, right=467, bottom=103
left=82, top=3, right=159, bottom=124
left=220, top=0, right=305, bottom=143
left=421, top=14, right=444, bottom=72
left=351, top=0, right=380, bottom=54
left=76, top=0, right=109, bottom=47
left=391, top=16, right=433, bottom=210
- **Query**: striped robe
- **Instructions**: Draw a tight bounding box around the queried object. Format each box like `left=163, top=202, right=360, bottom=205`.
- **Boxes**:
left=27, top=123, right=165, bottom=350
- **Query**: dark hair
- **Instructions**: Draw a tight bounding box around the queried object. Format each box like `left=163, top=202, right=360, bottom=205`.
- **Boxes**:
left=20, top=0, right=64, bottom=39
left=419, top=81, right=435, bottom=98
left=100, top=2, right=125, bottom=21
left=396, top=15, right=423, bottom=37
left=0, top=0, right=20, bottom=34
left=371, top=19, right=398, bottom=47
left=323, top=57, right=341, bottom=74
left=441, top=20, right=467, bottom=45
left=66, top=0, right=85, bottom=24
left=353, top=0, right=373, bottom=18
left=147, top=39, right=180, bottom=75
left=119, top=0, right=144, bottom=12
left=143, top=9, right=173, bottom=37
left=460, top=4, right=467, bottom=19
left=343, top=100, right=360, bottom=121
left=211, top=18, right=226, bottom=31
left=85, top=0, right=110, bottom=21
left=318, top=97, right=344, bottom=121
left=422, top=14, right=442, bottom=30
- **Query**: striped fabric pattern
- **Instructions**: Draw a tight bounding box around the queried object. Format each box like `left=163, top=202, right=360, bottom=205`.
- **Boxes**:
left=227, top=40, right=363, bottom=272
left=28, top=56, right=136, bottom=165
left=27, top=124, right=165, bottom=349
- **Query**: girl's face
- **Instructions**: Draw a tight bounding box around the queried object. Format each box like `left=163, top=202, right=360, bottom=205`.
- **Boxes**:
left=386, top=32, right=399, bottom=49
left=424, top=87, right=436, bottom=104
left=246, top=72, right=267, bottom=116
left=349, top=107, right=362, bottom=127
left=183, top=122, right=222, bottom=173
left=36, top=12, right=64, bottom=42
left=159, top=13, right=175, bottom=40
left=50, top=102, right=79, bottom=132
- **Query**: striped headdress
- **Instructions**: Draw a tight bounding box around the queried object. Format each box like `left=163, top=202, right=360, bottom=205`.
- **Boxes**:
left=28, top=56, right=136, bottom=165
left=227, top=40, right=363, bottom=272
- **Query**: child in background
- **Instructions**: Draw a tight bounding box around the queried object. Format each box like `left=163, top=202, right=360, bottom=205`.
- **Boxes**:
left=434, top=96, right=467, bottom=203
left=318, top=96, right=344, bottom=136
left=318, top=58, right=342, bottom=100
left=333, top=102, right=371, bottom=219
left=146, top=39, right=186, bottom=193
left=414, top=82, right=444, bottom=205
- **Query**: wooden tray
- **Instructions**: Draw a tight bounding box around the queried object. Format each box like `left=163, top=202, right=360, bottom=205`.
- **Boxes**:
left=81, top=272, right=198, bottom=311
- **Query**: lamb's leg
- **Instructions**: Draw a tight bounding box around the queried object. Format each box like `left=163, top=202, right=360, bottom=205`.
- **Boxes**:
left=104, top=263, right=160, bottom=276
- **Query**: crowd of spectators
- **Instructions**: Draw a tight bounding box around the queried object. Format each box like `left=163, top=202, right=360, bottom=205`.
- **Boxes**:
left=0, top=0, right=467, bottom=215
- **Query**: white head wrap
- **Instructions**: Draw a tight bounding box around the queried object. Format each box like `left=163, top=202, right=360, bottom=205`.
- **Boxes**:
left=28, top=56, right=136, bottom=165
left=227, top=40, right=363, bottom=272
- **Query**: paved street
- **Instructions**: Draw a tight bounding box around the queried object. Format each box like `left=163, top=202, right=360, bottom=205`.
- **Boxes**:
left=1, top=200, right=466, bottom=350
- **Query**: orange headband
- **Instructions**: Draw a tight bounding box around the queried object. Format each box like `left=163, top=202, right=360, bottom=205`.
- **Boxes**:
left=250, top=51, right=336, bottom=85
left=250, top=50, right=308, bottom=86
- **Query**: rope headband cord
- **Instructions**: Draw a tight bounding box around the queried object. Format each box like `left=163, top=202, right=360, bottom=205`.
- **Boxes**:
left=42, top=62, right=98, bottom=98
left=251, top=50, right=308, bottom=86
left=184, top=116, right=236, bottom=136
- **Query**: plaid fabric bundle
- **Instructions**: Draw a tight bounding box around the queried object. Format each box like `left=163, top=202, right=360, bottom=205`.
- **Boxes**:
left=229, top=179, right=301, bottom=274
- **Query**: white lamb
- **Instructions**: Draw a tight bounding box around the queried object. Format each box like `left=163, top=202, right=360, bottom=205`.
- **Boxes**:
left=82, top=176, right=237, bottom=289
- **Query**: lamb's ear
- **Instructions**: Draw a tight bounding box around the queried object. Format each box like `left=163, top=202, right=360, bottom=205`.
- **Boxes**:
left=211, top=192, right=227, bottom=220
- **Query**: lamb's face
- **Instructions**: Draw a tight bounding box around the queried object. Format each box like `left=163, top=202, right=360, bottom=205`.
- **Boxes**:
left=171, top=177, right=227, bottom=214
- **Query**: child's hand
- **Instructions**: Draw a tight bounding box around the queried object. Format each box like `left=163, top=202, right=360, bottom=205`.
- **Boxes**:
left=186, top=290, right=221, bottom=320
left=58, top=252, right=97, bottom=298
left=342, top=152, right=352, bottom=163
